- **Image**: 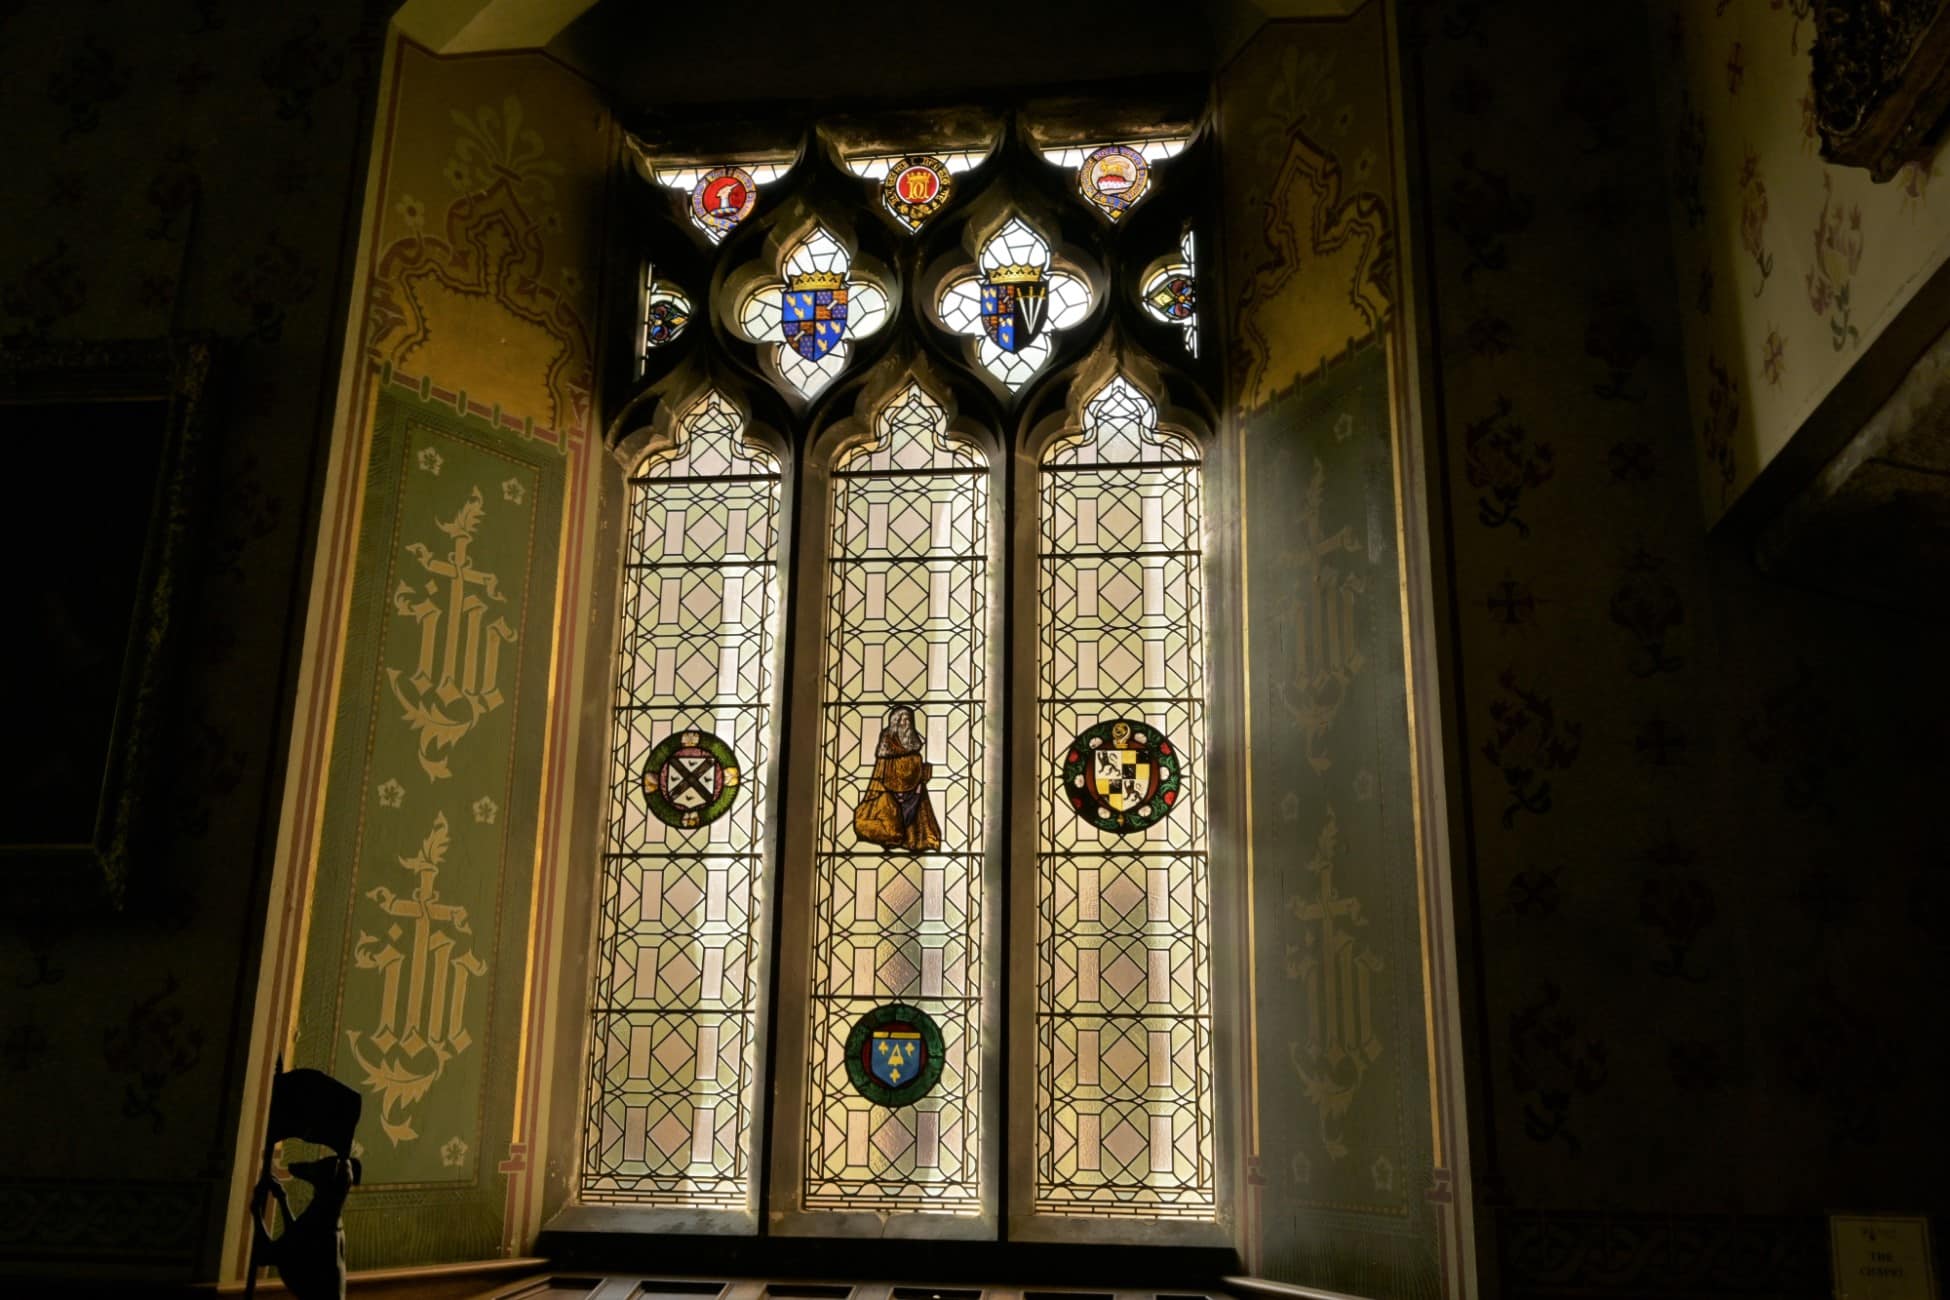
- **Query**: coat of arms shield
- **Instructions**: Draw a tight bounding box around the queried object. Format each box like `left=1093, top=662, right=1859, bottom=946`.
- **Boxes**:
left=782, top=271, right=849, bottom=360
left=979, top=271, right=1048, bottom=353
left=1062, top=718, right=1184, bottom=834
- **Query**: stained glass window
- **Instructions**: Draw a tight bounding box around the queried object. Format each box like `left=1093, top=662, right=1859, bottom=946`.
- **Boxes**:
left=640, top=269, right=693, bottom=360
left=1033, top=377, right=1215, bottom=1219
left=738, top=227, right=890, bottom=399
left=1041, top=137, right=1187, bottom=222
left=936, top=219, right=1092, bottom=393
left=800, top=383, right=990, bottom=1214
left=609, top=115, right=1217, bottom=1237
left=845, top=150, right=990, bottom=232
left=581, top=392, right=785, bottom=1212
left=1140, top=227, right=1198, bottom=358
left=651, top=160, right=794, bottom=243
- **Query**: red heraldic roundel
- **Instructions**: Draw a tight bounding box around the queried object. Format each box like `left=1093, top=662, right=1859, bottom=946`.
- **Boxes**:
left=690, top=166, right=757, bottom=239
left=882, top=154, right=952, bottom=230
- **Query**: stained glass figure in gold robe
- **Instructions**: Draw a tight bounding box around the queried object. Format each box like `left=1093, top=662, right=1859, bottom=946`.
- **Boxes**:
left=851, top=705, right=942, bottom=852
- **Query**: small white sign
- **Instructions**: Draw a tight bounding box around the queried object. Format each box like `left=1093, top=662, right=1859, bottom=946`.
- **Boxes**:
left=1831, top=1214, right=1937, bottom=1300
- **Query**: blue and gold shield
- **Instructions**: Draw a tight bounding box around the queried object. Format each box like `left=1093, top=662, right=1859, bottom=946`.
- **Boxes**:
left=844, top=1003, right=945, bottom=1107
left=782, top=275, right=848, bottom=360
left=868, top=1030, right=924, bottom=1089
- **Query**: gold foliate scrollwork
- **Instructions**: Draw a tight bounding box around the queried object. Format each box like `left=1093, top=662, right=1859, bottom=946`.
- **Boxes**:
left=346, top=811, right=487, bottom=1145
left=1287, top=806, right=1383, bottom=1160
left=385, top=483, right=517, bottom=781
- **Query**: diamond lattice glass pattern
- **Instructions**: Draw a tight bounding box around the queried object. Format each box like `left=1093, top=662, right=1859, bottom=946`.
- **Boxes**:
left=739, top=227, right=890, bottom=400
left=936, top=218, right=1090, bottom=393
left=581, top=393, right=784, bottom=1208
left=803, top=385, right=989, bottom=1213
left=1035, top=378, right=1215, bottom=1218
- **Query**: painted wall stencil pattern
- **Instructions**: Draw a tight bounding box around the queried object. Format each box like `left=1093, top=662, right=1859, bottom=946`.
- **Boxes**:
left=292, top=366, right=568, bottom=1263
left=1418, top=8, right=1950, bottom=1297
left=0, top=0, right=383, bottom=1276
left=1656, top=0, right=1950, bottom=517
left=1220, top=7, right=1446, bottom=1293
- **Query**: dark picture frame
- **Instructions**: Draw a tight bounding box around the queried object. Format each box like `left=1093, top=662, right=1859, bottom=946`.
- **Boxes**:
left=0, top=338, right=214, bottom=910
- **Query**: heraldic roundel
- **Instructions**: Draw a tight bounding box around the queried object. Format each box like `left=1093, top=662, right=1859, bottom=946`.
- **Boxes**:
left=844, top=1002, right=945, bottom=1108
left=641, top=728, right=742, bottom=830
left=1062, top=718, right=1183, bottom=834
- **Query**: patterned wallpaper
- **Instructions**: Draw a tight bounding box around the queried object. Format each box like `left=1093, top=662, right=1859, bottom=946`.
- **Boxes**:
left=0, top=0, right=382, bottom=1281
left=1413, top=1, right=1949, bottom=1295
left=1654, top=0, right=1950, bottom=522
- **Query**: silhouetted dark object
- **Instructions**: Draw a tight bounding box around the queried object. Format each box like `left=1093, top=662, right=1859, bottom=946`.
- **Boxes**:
left=266, top=1065, right=362, bottom=1154
left=246, top=1061, right=363, bottom=1300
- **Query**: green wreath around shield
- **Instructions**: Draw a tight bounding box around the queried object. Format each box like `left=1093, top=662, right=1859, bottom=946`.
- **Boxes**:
left=640, top=728, right=741, bottom=829
left=1061, top=717, right=1184, bottom=834
left=843, top=1002, right=946, bottom=1109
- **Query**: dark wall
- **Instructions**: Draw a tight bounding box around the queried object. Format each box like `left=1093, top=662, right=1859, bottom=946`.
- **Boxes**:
left=0, top=0, right=383, bottom=1282
left=1409, top=1, right=1950, bottom=1295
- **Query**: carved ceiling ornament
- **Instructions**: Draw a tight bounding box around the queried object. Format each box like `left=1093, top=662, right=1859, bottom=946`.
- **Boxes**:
left=1813, top=0, right=1950, bottom=181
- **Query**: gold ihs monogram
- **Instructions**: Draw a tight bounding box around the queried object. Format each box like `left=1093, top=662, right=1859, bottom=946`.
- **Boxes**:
left=386, top=482, right=517, bottom=780
left=347, top=811, right=487, bottom=1145
left=1287, top=805, right=1383, bottom=1160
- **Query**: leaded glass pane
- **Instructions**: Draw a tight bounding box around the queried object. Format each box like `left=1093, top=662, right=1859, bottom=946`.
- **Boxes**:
left=1040, top=137, right=1186, bottom=222
left=802, top=385, right=989, bottom=1214
left=936, top=219, right=1090, bottom=393
left=739, top=227, right=890, bottom=399
left=1140, top=227, right=1198, bottom=359
left=652, top=161, right=793, bottom=243
left=581, top=393, right=784, bottom=1210
left=641, top=268, right=693, bottom=361
left=845, top=149, right=990, bottom=232
left=1034, top=378, right=1215, bottom=1219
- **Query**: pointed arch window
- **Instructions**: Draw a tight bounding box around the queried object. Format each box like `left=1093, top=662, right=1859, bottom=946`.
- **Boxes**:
left=793, top=382, right=994, bottom=1218
left=580, top=392, right=786, bottom=1216
left=1031, top=377, right=1215, bottom=1219
left=593, top=114, right=1224, bottom=1242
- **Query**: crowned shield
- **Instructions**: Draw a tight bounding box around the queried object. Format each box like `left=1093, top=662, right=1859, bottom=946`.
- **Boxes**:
left=782, top=272, right=849, bottom=360
left=980, top=275, right=1049, bottom=353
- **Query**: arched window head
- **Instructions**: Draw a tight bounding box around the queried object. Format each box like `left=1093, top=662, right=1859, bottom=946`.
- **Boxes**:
left=1033, top=370, right=1213, bottom=1220
left=583, top=387, right=786, bottom=1213
left=834, top=382, right=983, bottom=475
left=738, top=227, right=890, bottom=399
left=799, top=379, right=992, bottom=1214
left=937, top=219, right=1091, bottom=393
left=1044, top=375, right=1197, bottom=469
